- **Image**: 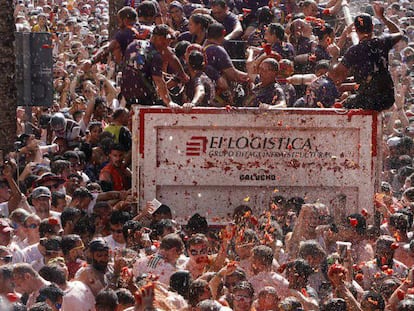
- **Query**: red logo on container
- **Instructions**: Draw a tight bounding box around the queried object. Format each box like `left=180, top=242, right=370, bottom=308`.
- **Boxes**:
left=186, top=136, right=208, bottom=156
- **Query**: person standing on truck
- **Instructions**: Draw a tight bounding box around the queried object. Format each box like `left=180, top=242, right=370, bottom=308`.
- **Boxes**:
left=328, top=2, right=403, bottom=111
left=122, top=24, right=187, bottom=107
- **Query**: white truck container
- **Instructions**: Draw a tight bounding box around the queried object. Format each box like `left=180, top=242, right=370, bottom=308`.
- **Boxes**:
left=132, top=107, right=382, bottom=224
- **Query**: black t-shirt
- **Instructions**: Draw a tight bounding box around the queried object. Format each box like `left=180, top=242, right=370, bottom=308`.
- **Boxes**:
left=341, top=34, right=401, bottom=108
left=341, top=35, right=401, bottom=84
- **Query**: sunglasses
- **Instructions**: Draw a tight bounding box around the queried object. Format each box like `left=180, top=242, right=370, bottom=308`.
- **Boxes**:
left=189, top=248, right=208, bottom=256
left=233, top=295, right=252, bottom=302
left=0, top=255, right=13, bottom=263
left=26, top=223, right=39, bottom=229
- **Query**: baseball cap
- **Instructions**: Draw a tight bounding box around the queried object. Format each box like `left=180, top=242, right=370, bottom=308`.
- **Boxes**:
left=31, top=186, right=52, bottom=199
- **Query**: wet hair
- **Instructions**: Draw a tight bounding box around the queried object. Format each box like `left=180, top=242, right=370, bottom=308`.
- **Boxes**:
left=36, top=284, right=64, bottom=304
left=50, top=160, right=71, bottom=175
left=189, top=279, right=210, bottom=307
left=287, top=197, right=305, bottom=215
left=112, top=108, right=128, bottom=120
left=313, top=23, right=334, bottom=40
left=95, top=289, right=119, bottom=311
left=188, top=51, right=205, bottom=71
left=154, top=219, right=176, bottom=238
left=233, top=205, right=252, bottom=222
left=137, top=1, right=157, bottom=18
left=160, top=233, right=184, bottom=251
left=186, top=213, right=208, bottom=234
left=122, top=220, right=143, bottom=241
left=252, top=245, right=274, bottom=267
left=211, top=0, right=226, bottom=8
left=239, top=228, right=259, bottom=244
left=170, top=270, right=192, bottom=300
left=94, top=96, right=107, bottom=109
left=262, top=56, right=281, bottom=71
left=153, top=204, right=172, bottom=218
left=72, top=187, right=93, bottom=200
left=233, top=281, right=254, bottom=298
left=187, top=233, right=209, bottom=248
left=225, top=267, right=247, bottom=282
left=321, top=298, right=346, bottom=311
left=39, top=264, right=66, bottom=285
left=286, top=259, right=314, bottom=280
left=298, top=240, right=326, bottom=259
left=51, top=192, right=66, bottom=208
left=268, top=23, right=285, bottom=41
left=118, top=6, right=137, bottom=21
left=39, top=220, right=59, bottom=238
left=403, top=187, right=414, bottom=202
left=13, top=263, right=38, bottom=278
left=256, top=6, right=273, bottom=25
left=60, top=207, right=82, bottom=229
left=88, top=121, right=103, bottom=132
left=115, top=288, right=135, bottom=307
left=175, top=40, right=191, bottom=58
left=190, top=14, right=213, bottom=31
left=389, top=213, right=410, bottom=232
left=207, top=23, right=226, bottom=40
left=362, top=291, right=385, bottom=311
left=61, top=234, right=82, bottom=256
left=109, top=210, right=131, bottom=226
left=354, top=14, right=373, bottom=34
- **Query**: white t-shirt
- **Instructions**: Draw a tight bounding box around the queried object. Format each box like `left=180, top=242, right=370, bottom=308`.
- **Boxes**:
left=133, top=253, right=177, bottom=285
left=62, top=280, right=96, bottom=311
left=22, top=243, right=42, bottom=264
left=103, top=234, right=126, bottom=252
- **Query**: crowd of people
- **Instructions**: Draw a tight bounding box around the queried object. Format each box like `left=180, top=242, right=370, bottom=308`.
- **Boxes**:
left=2, top=0, right=414, bottom=309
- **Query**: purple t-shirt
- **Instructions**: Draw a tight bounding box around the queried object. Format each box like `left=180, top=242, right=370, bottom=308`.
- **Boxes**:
left=204, top=42, right=233, bottom=82
left=213, top=12, right=239, bottom=36
left=114, top=27, right=137, bottom=56
left=185, top=72, right=215, bottom=106
left=251, top=82, right=286, bottom=106
left=121, top=40, right=163, bottom=103
left=272, top=42, right=295, bottom=61
left=314, top=44, right=331, bottom=62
